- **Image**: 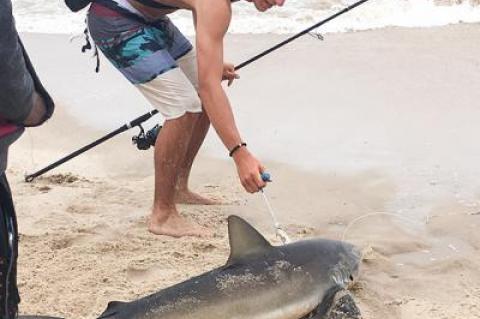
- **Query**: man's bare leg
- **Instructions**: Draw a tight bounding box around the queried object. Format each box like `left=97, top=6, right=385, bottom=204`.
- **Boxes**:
left=149, top=112, right=208, bottom=237
left=175, top=111, right=218, bottom=205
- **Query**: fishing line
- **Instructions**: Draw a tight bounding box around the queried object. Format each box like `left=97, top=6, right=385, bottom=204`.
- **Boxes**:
left=341, top=212, right=426, bottom=242
left=340, top=212, right=427, bottom=273
left=27, top=129, right=37, bottom=171
left=235, top=0, right=371, bottom=71
left=261, top=188, right=291, bottom=244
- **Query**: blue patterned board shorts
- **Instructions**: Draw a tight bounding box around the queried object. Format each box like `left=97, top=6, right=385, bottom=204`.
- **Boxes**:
left=87, top=1, right=193, bottom=85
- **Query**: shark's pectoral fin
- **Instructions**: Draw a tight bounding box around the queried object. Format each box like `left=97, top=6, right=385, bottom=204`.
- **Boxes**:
left=303, top=290, right=362, bottom=319
left=301, top=287, right=340, bottom=319
left=97, top=301, right=128, bottom=319
left=226, top=216, right=273, bottom=266
left=325, top=291, right=362, bottom=319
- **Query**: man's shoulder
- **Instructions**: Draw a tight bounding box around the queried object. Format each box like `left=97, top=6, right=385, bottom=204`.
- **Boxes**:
left=0, top=3, right=36, bottom=126
left=0, top=0, right=13, bottom=32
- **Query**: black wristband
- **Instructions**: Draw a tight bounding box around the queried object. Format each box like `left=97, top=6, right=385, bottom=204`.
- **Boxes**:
left=229, top=142, right=247, bottom=157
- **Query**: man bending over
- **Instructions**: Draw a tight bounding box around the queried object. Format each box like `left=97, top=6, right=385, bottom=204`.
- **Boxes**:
left=87, top=0, right=285, bottom=237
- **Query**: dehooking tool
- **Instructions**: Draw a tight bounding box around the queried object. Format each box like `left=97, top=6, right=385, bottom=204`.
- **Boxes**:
left=261, top=173, right=291, bottom=244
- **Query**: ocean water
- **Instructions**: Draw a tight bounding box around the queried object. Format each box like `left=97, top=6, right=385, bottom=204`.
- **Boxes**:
left=12, top=0, right=480, bottom=35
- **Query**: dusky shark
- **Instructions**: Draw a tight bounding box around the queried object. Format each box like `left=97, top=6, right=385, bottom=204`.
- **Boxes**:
left=97, top=215, right=362, bottom=319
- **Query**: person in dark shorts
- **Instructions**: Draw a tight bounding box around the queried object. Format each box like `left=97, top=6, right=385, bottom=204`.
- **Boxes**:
left=0, top=0, right=55, bottom=317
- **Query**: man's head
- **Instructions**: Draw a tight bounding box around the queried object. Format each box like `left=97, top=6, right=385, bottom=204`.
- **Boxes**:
left=244, top=0, right=285, bottom=12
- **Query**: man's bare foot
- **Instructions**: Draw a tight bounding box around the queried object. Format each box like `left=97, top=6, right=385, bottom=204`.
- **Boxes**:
left=148, top=209, right=210, bottom=238
left=175, top=189, right=219, bottom=205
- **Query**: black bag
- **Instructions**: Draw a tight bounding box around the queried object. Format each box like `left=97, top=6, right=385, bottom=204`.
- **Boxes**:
left=65, top=0, right=92, bottom=12
left=0, top=174, right=20, bottom=319
left=65, top=0, right=175, bottom=12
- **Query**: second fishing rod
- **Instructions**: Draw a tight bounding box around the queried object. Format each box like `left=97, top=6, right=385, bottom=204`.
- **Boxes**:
left=24, top=0, right=371, bottom=182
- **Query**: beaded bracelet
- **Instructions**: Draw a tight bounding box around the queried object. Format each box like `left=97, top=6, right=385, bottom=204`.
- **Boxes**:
left=229, top=142, right=247, bottom=157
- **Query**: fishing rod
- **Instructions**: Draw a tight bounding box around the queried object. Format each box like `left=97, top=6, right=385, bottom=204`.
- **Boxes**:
left=24, top=0, right=370, bottom=182
left=235, top=0, right=370, bottom=71
left=24, top=110, right=158, bottom=182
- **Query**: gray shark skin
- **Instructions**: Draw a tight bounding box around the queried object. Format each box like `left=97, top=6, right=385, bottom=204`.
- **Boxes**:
left=98, top=215, right=361, bottom=319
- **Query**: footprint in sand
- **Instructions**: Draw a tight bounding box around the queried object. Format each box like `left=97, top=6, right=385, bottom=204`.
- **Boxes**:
left=36, top=185, right=52, bottom=193
left=126, top=265, right=177, bottom=284
left=47, top=226, right=103, bottom=250
left=39, top=173, right=88, bottom=185
left=67, top=204, right=97, bottom=215
left=284, top=224, right=316, bottom=237
left=49, top=234, right=86, bottom=250
left=192, top=242, right=217, bottom=253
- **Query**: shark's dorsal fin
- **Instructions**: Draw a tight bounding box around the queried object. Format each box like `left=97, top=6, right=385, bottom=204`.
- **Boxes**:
left=226, top=215, right=272, bottom=266
left=97, top=301, right=127, bottom=319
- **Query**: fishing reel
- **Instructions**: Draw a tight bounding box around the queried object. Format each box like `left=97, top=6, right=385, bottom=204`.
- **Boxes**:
left=132, top=124, right=161, bottom=150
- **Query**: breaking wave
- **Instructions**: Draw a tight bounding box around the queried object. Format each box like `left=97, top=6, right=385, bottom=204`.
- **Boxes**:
left=11, top=0, right=480, bottom=34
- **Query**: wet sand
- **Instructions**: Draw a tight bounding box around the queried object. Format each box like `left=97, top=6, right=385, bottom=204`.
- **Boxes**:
left=6, top=24, right=480, bottom=318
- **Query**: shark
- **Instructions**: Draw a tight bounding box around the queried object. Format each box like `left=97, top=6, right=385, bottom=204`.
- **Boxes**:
left=97, top=215, right=362, bottom=319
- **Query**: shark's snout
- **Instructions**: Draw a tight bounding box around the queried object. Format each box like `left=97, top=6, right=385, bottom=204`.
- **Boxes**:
left=326, top=242, right=362, bottom=289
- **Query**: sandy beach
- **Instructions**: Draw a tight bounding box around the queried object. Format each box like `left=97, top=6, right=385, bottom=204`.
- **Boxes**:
left=6, top=24, right=480, bottom=318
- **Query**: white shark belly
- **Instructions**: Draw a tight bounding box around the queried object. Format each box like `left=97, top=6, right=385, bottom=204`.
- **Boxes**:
left=182, top=285, right=320, bottom=319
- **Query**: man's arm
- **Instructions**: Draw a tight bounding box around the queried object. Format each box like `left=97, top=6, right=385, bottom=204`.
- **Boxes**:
left=194, top=0, right=266, bottom=193
left=0, top=0, right=49, bottom=127
left=0, top=0, right=35, bottom=124
left=195, top=1, right=238, bottom=148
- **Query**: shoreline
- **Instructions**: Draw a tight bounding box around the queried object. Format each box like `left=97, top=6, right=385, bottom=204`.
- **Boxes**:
left=18, top=21, right=480, bottom=36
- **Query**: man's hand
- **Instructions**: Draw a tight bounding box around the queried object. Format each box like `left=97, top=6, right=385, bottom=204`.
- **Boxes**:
left=222, top=63, right=239, bottom=86
left=247, top=0, right=285, bottom=12
left=233, top=147, right=267, bottom=193
left=22, top=92, right=47, bottom=126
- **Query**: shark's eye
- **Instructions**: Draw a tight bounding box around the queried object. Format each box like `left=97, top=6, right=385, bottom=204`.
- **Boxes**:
left=349, top=275, right=354, bottom=281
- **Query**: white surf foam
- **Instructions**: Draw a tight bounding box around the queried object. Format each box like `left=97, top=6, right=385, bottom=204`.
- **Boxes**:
left=11, top=0, right=480, bottom=35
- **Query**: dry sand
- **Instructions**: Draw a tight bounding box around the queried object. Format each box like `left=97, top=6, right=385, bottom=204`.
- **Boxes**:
left=6, top=24, right=480, bottom=318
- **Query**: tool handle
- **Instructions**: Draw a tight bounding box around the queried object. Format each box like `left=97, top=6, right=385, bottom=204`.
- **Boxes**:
left=261, top=172, right=272, bottom=183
